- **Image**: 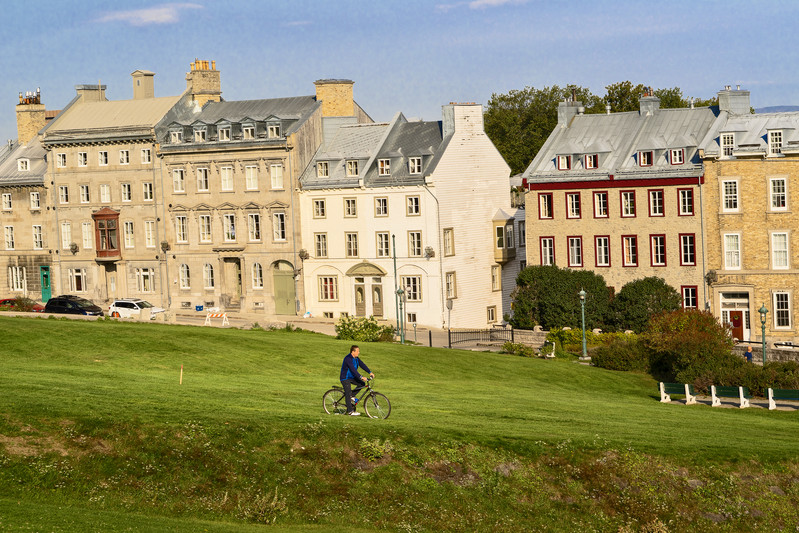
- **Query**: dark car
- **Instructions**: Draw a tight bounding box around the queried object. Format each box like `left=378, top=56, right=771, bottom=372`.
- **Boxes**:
left=45, top=295, right=104, bottom=316
left=0, top=298, right=46, bottom=312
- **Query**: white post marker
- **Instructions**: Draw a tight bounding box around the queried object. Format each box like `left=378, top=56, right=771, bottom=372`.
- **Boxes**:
left=180, top=364, right=183, bottom=385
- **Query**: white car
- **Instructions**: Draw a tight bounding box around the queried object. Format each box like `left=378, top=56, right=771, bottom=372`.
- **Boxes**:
left=108, top=298, right=165, bottom=320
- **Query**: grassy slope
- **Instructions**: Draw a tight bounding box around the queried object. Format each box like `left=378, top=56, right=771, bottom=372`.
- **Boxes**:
left=1, top=317, right=799, bottom=531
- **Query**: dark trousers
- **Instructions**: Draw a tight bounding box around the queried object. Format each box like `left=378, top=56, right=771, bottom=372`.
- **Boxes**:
left=341, top=378, right=364, bottom=413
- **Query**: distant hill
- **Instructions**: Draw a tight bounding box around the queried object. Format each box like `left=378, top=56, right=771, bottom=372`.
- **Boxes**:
left=755, top=105, right=799, bottom=113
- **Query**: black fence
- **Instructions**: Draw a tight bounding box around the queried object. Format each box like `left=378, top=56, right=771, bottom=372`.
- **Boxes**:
left=448, top=327, right=514, bottom=348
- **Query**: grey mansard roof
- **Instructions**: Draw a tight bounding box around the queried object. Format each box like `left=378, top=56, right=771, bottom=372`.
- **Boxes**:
left=0, top=138, right=47, bottom=187
left=700, top=111, right=799, bottom=157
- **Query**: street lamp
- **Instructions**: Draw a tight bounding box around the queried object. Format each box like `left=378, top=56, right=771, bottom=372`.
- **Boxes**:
left=579, top=289, right=587, bottom=359
left=397, top=288, right=406, bottom=344
left=759, top=304, right=768, bottom=366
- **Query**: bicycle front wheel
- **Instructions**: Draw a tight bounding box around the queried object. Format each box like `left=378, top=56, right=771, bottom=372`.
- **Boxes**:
left=323, top=389, right=347, bottom=415
left=364, top=392, right=391, bottom=419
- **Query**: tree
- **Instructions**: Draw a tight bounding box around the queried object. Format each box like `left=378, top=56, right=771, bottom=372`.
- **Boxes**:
left=510, top=265, right=610, bottom=330
left=603, top=81, right=648, bottom=112
left=610, top=277, right=682, bottom=333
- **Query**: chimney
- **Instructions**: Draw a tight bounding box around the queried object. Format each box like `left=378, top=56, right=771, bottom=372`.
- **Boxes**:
left=639, top=87, right=660, bottom=116
left=132, top=70, right=155, bottom=99
left=718, top=85, right=751, bottom=115
left=75, top=84, right=107, bottom=103
left=185, top=59, right=221, bottom=107
left=314, top=79, right=355, bottom=117
left=16, top=88, right=46, bottom=145
left=558, top=99, right=581, bottom=126
left=441, top=102, right=483, bottom=138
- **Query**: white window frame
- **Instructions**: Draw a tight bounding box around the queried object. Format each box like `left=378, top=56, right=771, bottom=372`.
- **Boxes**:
left=540, top=237, right=554, bottom=266
left=143, top=182, right=153, bottom=202
left=345, top=232, right=359, bottom=258
left=98, top=151, right=108, bottom=166
left=670, top=149, right=684, bottom=165
left=242, top=126, right=255, bottom=140
left=651, top=235, right=666, bottom=267
left=175, top=216, right=188, bottom=244
left=144, top=220, right=155, bottom=248
left=585, top=154, right=598, bottom=169
left=445, top=272, right=456, bottom=299
left=346, top=160, right=359, bottom=177
left=401, top=275, right=422, bottom=301
left=245, top=165, right=258, bottom=190
left=568, top=237, right=583, bottom=267
left=678, top=189, right=694, bottom=216
left=649, top=189, right=664, bottom=217
left=61, top=222, right=71, bottom=249
left=319, top=276, right=338, bottom=301
left=199, top=215, right=212, bottom=243
left=179, top=264, right=190, bottom=289
left=722, top=180, right=739, bottom=213
left=124, top=221, right=135, bottom=248
left=406, top=196, right=420, bottom=216
left=121, top=183, right=132, bottom=202
left=768, top=130, right=783, bottom=156
left=317, top=161, right=329, bottom=178
left=8, top=266, right=25, bottom=291
left=68, top=268, right=87, bottom=293
left=773, top=292, right=791, bottom=328
left=267, top=124, right=281, bottom=138
left=621, top=191, right=636, bottom=217
left=100, top=184, right=110, bottom=203
left=77, top=152, right=88, bottom=167
left=344, top=198, right=357, bottom=217
left=593, top=192, right=608, bottom=218
left=119, top=150, right=130, bottom=165
left=313, top=199, right=326, bottom=218
left=220, top=166, right=234, bottom=191
left=218, top=128, right=230, bottom=142
left=680, top=234, right=696, bottom=266
left=17, top=159, right=29, bottom=172
left=4, top=226, right=14, bottom=250
left=141, top=148, right=152, bottom=164
left=59, top=186, right=69, bottom=204
left=443, top=228, right=455, bottom=256
left=638, top=150, right=653, bottom=167
left=32, top=225, right=43, bottom=249
left=136, top=268, right=155, bottom=293
left=1, top=193, right=11, bottom=211
left=270, top=164, right=283, bottom=190
left=723, top=233, right=741, bottom=270
left=375, top=197, right=388, bottom=217
left=273, top=212, right=286, bottom=241
left=721, top=133, right=735, bottom=157
left=491, top=265, right=501, bottom=291
left=170, top=131, right=183, bottom=143
left=566, top=192, right=581, bottom=219
left=30, top=192, right=40, bottom=210
left=223, top=214, right=236, bottom=242
left=173, top=169, right=185, bottom=193
left=408, top=231, right=422, bottom=257
left=771, top=231, right=789, bottom=270
left=682, top=286, right=698, bottom=309
left=197, top=168, right=209, bottom=191
left=378, top=159, right=390, bottom=176
left=376, top=232, right=390, bottom=258
left=623, top=235, right=638, bottom=267
left=557, top=155, right=571, bottom=170
left=315, top=233, right=328, bottom=258
left=539, top=193, right=553, bottom=219
left=595, top=236, right=610, bottom=267
left=409, top=157, right=422, bottom=175
left=194, top=128, right=207, bottom=143
left=203, top=264, right=215, bottom=289
left=82, top=222, right=92, bottom=249
left=247, top=214, right=261, bottom=242
left=252, top=262, right=264, bottom=289
left=57, top=153, right=67, bottom=168
left=770, top=178, right=787, bottom=211
left=79, top=185, right=90, bottom=204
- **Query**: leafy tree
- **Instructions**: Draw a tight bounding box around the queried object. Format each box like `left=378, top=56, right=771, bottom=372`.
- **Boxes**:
left=603, top=81, right=649, bottom=112
left=510, top=265, right=610, bottom=330
left=610, top=277, right=682, bottom=333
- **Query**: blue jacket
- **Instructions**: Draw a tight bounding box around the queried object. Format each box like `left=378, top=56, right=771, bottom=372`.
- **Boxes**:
left=340, top=353, right=371, bottom=381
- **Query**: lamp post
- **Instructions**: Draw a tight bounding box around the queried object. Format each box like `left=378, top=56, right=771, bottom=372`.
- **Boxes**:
left=759, top=304, right=768, bottom=366
left=579, top=289, right=587, bottom=359
left=397, top=288, right=405, bottom=344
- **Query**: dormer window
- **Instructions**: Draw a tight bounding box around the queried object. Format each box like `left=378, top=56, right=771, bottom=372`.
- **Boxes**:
left=378, top=159, right=390, bottom=176
left=17, top=159, right=29, bottom=172
left=267, top=124, right=281, bottom=138
left=242, top=125, right=255, bottom=140
left=409, top=157, right=422, bottom=175
left=218, top=127, right=230, bottom=141
left=769, top=130, right=783, bottom=156
left=317, top=161, right=329, bottom=178
left=556, top=155, right=571, bottom=170
left=670, top=149, right=684, bottom=165
left=170, top=130, right=183, bottom=143
left=638, top=151, right=653, bottom=167
left=584, top=154, right=598, bottom=169
left=194, top=128, right=207, bottom=142
left=721, top=133, right=735, bottom=157
left=346, top=160, right=359, bottom=177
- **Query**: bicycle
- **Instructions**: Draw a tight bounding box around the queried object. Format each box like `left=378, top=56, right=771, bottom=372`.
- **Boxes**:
left=322, top=377, right=391, bottom=419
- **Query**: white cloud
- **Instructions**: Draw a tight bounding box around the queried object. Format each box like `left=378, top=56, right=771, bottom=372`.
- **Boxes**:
left=469, top=0, right=527, bottom=8
left=95, top=3, right=203, bottom=26
left=283, top=20, right=312, bottom=27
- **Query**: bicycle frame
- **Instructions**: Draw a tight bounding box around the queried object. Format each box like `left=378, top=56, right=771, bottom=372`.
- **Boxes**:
left=333, top=377, right=375, bottom=403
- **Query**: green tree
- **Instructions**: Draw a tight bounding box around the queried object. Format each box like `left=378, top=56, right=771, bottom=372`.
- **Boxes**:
left=610, top=277, right=682, bottom=333
left=510, top=265, right=610, bottom=330
left=603, top=81, right=648, bottom=112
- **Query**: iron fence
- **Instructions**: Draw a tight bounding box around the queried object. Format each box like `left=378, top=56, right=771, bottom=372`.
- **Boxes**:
left=448, top=327, right=514, bottom=348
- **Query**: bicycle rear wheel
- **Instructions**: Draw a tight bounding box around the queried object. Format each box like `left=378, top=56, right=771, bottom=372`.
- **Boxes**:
left=323, top=389, right=347, bottom=415
left=364, top=392, right=391, bottom=419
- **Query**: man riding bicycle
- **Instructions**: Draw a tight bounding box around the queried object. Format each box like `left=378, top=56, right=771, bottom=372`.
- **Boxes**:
left=339, top=345, right=374, bottom=416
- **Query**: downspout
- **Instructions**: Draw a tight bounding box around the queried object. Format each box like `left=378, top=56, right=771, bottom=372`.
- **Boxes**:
left=422, top=182, right=445, bottom=329
left=287, top=138, right=298, bottom=315
left=156, top=142, right=170, bottom=307
left=49, top=147, right=61, bottom=296
left=699, top=172, right=707, bottom=311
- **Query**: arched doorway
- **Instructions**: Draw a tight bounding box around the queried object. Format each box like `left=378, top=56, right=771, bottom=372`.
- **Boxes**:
left=272, top=260, right=296, bottom=315
left=346, top=261, right=387, bottom=318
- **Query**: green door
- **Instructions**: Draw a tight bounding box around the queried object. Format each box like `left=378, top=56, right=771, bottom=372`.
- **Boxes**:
left=273, top=263, right=295, bottom=315
left=39, top=266, right=51, bottom=302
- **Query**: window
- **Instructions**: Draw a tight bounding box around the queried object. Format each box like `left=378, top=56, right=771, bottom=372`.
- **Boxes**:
left=1, top=194, right=10, bottom=210
left=136, top=268, right=155, bottom=292
left=518, top=222, right=526, bottom=247
left=220, top=166, right=233, bottom=191
left=344, top=198, right=357, bottom=217
left=408, top=231, right=422, bottom=257
left=175, top=216, right=188, bottom=243
left=29, top=192, right=39, bottom=210
left=681, top=286, right=698, bottom=309
left=621, top=191, right=636, bottom=217
left=17, top=159, right=29, bottom=172
left=487, top=306, right=497, bottom=323
left=538, top=193, right=553, bottom=219
left=199, top=215, right=211, bottom=242
left=4, top=226, right=14, bottom=250
left=317, top=161, right=329, bottom=178
left=319, top=276, right=338, bottom=301
left=557, top=155, right=571, bottom=170
left=124, top=221, right=135, bottom=248
left=315, top=233, right=328, bottom=258
left=491, top=265, right=501, bottom=291
left=313, top=199, right=326, bottom=218
left=204, top=264, right=215, bottom=289
left=407, top=196, right=420, bottom=216
left=670, top=149, right=684, bottom=165
left=69, top=268, right=87, bottom=292
left=141, top=148, right=151, bottom=164
left=638, top=151, right=653, bottom=166
left=568, top=237, right=583, bottom=267
left=268, top=124, right=281, bottom=138
left=197, top=168, right=209, bottom=191
left=346, top=160, right=359, bottom=177
left=495, top=226, right=506, bottom=249
left=121, top=183, right=132, bottom=202
left=375, top=197, right=388, bottom=216
left=595, top=236, right=610, bottom=267
left=252, top=263, right=264, bottom=289
left=345, top=233, right=359, bottom=257
left=179, top=264, right=190, bottom=289
left=245, top=166, right=258, bottom=190
left=378, top=159, right=390, bottom=176
left=97, top=219, right=117, bottom=251
left=680, top=234, right=696, bottom=266
left=119, top=150, right=130, bottom=165
left=242, top=125, right=255, bottom=140
left=722, top=180, right=739, bottom=212
left=585, top=154, right=598, bottom=169
left=247, top=214, right=261, bottom=241
left=769, top=130, right=783, bottom=156
left=80, top=185, right=90, bottom=203
left=32, top=225, right=42, bottom=249
left=144, top=220, right=155, bottom=248
left=721, top=133, right=735, bottom=157
left=401, top=276, right=421, bottom=301
left=622, top=236, right=638, bottom=267
left=173, top=169, right=185, bottom=192
left=772, top=232, right=789, bottom=269
left=273, top=212, right=286, bottom=241
left=650, top=235, right=666, bottom=266
left=678, top=189, right=694, bottom=216
left=774, top=292, right=791, bottom=328
left=170, top=131, right=183, bottom=143
left=593, top=192, right=608, bottom=218
left=82, top=222, right=92, bottom=249
left=223, top=214, right=236, bottom=242
left=98, top=151, right=108, bottom=166
left=376, top=232, right=390, bottom=258
left=143, top=182, right=153, bottom=201
left=194, top=129, right=207, bottom=143
left=566, top=192, right=581, bottom=218
left=770, top=178, right=787, bottom=211
left=57, top=153, right=67, bottom=168
left=648, top=189, right=664, bottom=217
left=271, top=164, right=283, bottom=189
left=61, top=222, right=71, bottom=249
left=443, top=228, right=454, bottom=256
left=77, top=152, right=88, bottom=166
left=8, top=266, right=25, bottom=291
left=218, top=128, right=230, bottom=141
left=505, top=224, right=514, bottom=249
left=724, top=234, right=741, bottom=269
left=409, top=157, right=422, bottom=174
left=540, top=237, right=554, bottom=266
left=100, top=184, right=110, bottom=203
left=445, top=272, right=456, bottom=299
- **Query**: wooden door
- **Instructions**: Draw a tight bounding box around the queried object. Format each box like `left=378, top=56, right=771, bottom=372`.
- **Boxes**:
left=729, top=311, right=744, bottom=341
left=273, top=263, right=295, bottom=315
left=371, top=285, right=383, bottom=317
left=355, top=283, right=366, bottom=316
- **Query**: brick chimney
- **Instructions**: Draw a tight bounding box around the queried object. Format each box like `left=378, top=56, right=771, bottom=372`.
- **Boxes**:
left=132, top=70, right=155, bottom=99
left=441, top=102, right=484, bottom=138
left=639, top=86, right=660, bottom=116
left=314, top=79, right=355, bottom=117
left=185, top=59, right=221, bottom=107
left=16, top=88, right=46, bottom=145
left=718, top=85, right=751, bottom=115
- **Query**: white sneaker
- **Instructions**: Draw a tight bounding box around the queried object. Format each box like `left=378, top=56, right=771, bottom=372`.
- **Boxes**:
left=347, top=411, right=360, bottom=416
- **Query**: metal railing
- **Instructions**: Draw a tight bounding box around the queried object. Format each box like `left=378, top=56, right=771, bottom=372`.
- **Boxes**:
left=448, top=327, right=514, bottom=348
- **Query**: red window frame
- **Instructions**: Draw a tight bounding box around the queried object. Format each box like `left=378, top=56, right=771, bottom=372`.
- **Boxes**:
left=538, top=193, right=554, bottom=219
left=648, top=188, right=665, bottom=217
left=567, top=236, right=583, bottom=267
left=650, top=234, right=667, bottom=267
left=677, top=188, right=694, bottom=216
left=638, top=151, right=654, bottom=167
left=679, top=233, right=696, bottom=266
left=620, top=190, right=636, bottom=218
left=594, top=235, right=611, bottom=267
left=681, top=285, right=698, bottom=309
left=539, top=236, right=555, bottom=266
left=593, top=191, right=609, bottom=218
left=565, top=191, right=581, bottom=219
left=557, top=155, right=571, bottom=170
left=585, top=154, right=598, bottom=169
left=670, top=148, right=685, bottom=165
left=621, top=235, right=638, bottom=267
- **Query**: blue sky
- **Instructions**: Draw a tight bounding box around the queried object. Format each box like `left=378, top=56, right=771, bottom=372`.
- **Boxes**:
left=2, top=0, right=799, bottom=142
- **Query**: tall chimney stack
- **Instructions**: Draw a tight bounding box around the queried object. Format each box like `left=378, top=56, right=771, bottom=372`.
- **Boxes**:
left=16, top=88, right=46, bottom=145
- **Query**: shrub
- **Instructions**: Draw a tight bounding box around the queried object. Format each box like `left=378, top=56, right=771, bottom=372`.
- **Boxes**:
left=591, top=337, right=649, bottom=372
left=610, top=277, right=681, bottom=333
left=501, top=342, right=535, bottom=358
left=335, top=315, right=395, bottom=342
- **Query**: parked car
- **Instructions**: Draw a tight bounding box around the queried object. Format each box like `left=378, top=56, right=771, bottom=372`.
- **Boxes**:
left=45, top=295, right=104, bottom=316
left=108, top=298, right=165, bottom=319
left=0, top=298, right=45, bottom=312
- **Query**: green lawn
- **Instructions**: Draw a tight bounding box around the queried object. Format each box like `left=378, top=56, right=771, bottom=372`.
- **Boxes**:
left=1, top=316, right=798, bottom=531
